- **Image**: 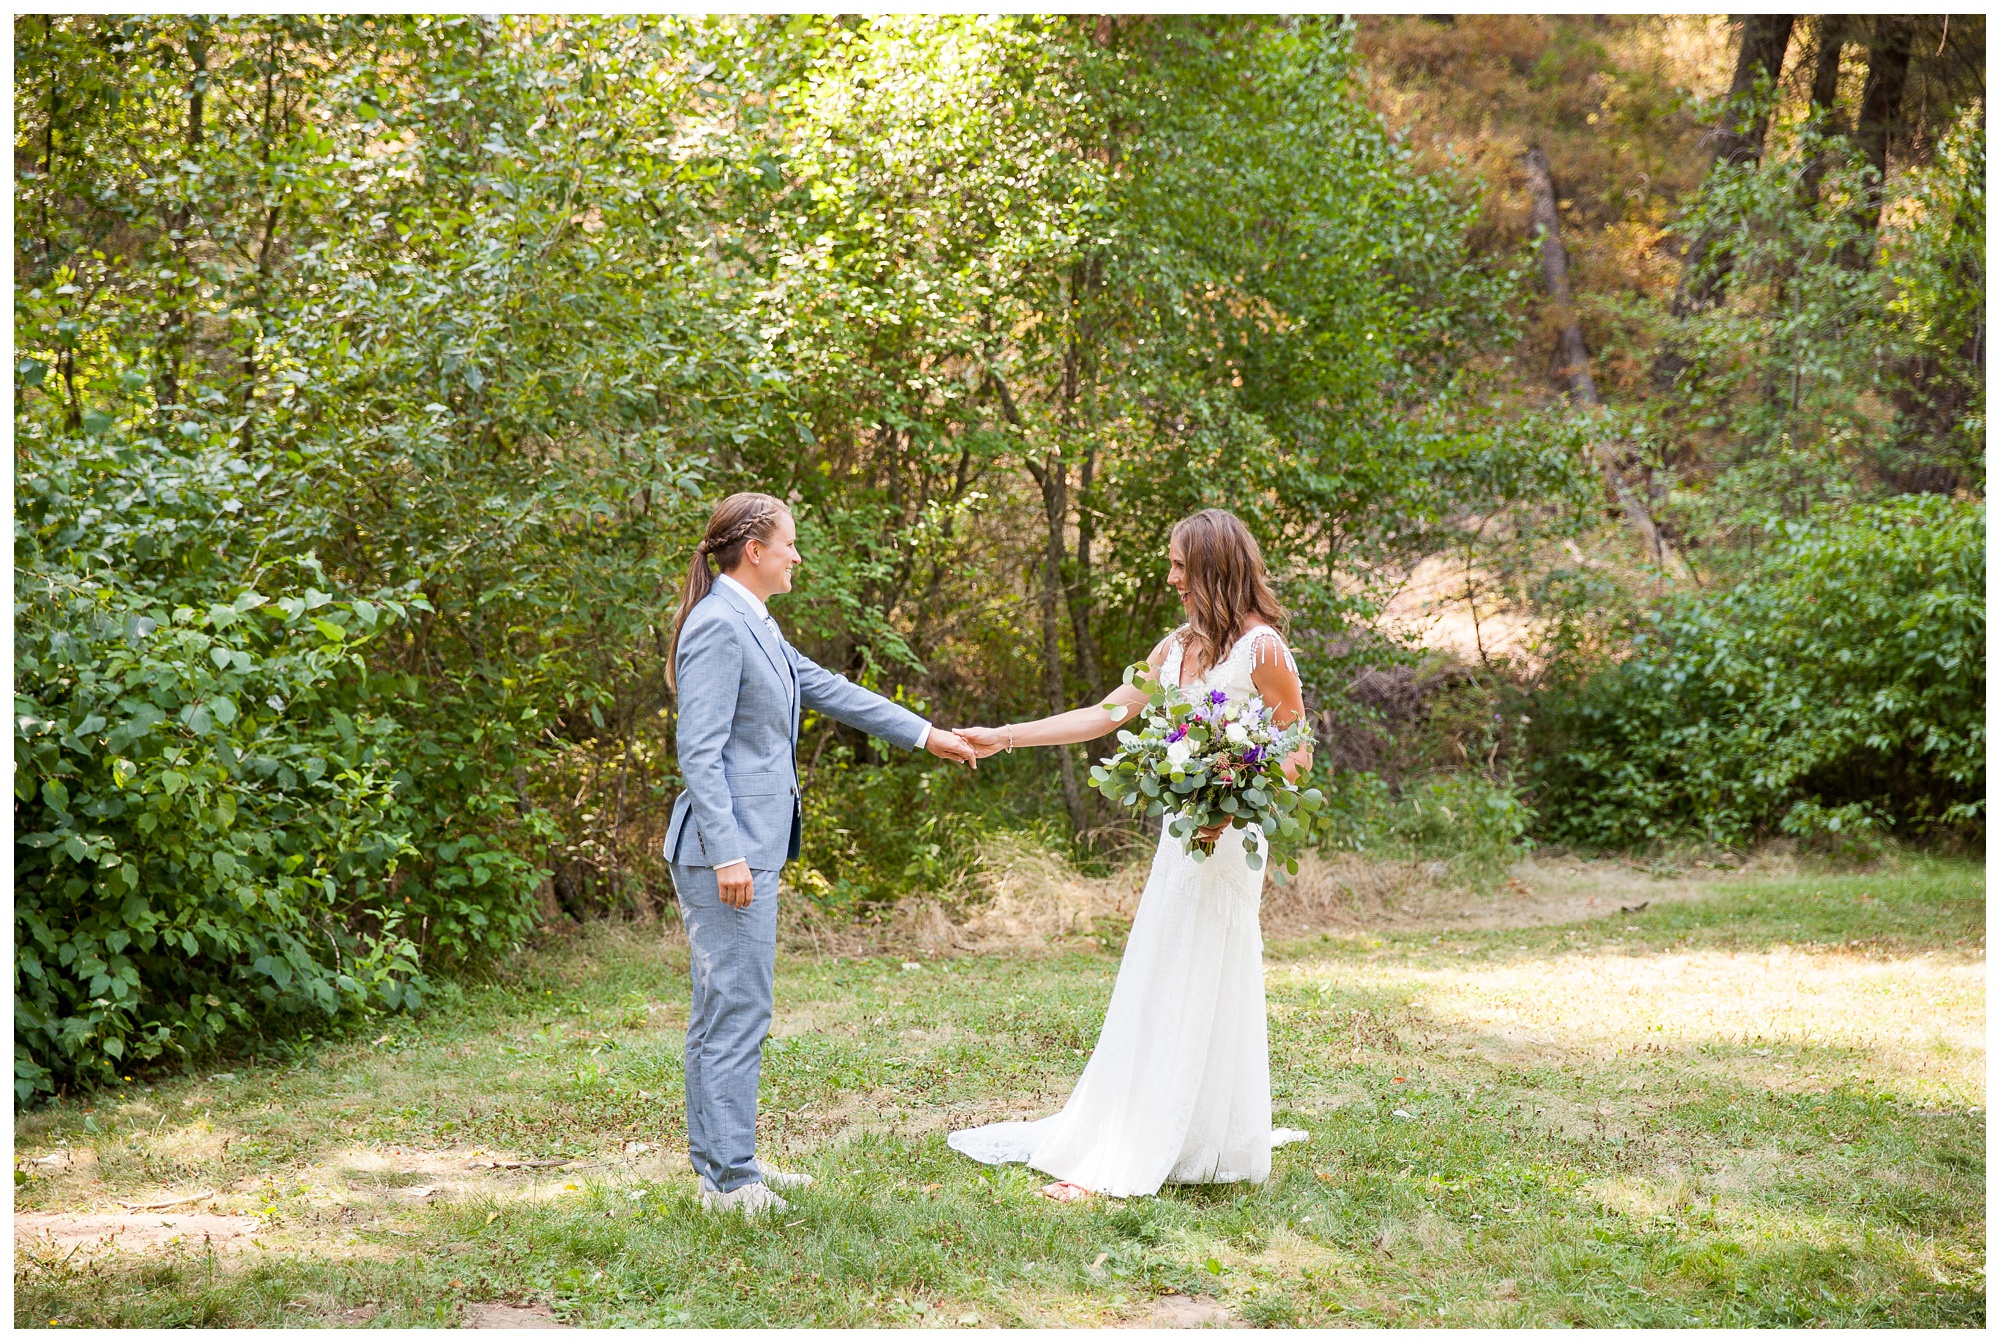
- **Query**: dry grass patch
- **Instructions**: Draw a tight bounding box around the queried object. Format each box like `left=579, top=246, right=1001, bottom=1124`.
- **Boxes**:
left=1279, top=943, right=1982, bottom=1107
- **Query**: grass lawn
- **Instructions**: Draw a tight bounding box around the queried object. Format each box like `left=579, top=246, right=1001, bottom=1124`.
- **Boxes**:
left=14, top=856, right=1985, bottom=1327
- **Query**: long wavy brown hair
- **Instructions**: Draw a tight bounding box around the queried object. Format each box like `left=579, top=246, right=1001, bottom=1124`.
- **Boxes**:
left=667, top=491, right=789, bottom=692
left=1171, top=508, right=1286, bottom=679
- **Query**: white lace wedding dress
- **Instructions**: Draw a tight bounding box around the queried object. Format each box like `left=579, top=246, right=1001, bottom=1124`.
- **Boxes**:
left=947, top=624, right=1307, bottom=1197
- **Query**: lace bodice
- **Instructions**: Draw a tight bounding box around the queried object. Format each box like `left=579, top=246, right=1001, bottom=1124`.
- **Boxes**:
left=1161, top=624, right=1296, bottom=699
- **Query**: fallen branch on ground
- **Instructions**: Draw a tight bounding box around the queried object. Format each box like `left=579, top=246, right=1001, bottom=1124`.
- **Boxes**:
left=114, top=1190, right=216, bottom=1211
left=465, top=1158, right=571, bottom=1171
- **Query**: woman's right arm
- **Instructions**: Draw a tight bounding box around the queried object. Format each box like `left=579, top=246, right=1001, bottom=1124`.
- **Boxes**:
left=963, top=637, right=1171, bottom=755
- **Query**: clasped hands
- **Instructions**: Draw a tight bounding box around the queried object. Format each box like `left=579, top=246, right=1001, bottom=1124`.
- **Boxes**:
left=924, top=727, right=981, bottom=768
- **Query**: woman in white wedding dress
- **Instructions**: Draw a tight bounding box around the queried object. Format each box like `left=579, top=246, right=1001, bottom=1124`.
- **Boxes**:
left=953, top=509, right=1312, bottom=1201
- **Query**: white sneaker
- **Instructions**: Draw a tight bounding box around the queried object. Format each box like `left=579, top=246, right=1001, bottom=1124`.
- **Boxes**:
left=700, top=1180, right=789, bottom=1216
left=699, top=1161, right=815, bottom=1193
left=755, top=1159, right=815, bottom=1190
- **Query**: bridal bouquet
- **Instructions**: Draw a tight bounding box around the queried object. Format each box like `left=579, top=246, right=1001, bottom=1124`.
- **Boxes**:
left=1088, top=664, right=1328, bottom=877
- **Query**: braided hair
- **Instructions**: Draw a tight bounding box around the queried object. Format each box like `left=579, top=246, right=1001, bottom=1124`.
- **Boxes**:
left=668, top=491, right=789, bottom=692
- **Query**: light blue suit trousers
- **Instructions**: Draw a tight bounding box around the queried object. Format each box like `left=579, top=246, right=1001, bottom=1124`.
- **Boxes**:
left=672, top=860, right=780, bottom=1194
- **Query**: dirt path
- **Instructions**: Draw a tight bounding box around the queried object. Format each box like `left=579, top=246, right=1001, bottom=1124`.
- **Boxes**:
left=1254, top=852, right=1787, bottom=939
left=464, top=1303, right=566, bottom=1328
left=879, top=846, right=1800, bottom=956
left=1116, top=1293, right=1238, bottom=1328
left=12, top=1142, right=687, bottom=1271
left=15, top=1210, right=260, bottom=1256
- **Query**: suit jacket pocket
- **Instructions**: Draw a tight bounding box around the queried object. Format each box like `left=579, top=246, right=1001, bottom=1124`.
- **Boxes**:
left=726, top=768, right=793, bottom=797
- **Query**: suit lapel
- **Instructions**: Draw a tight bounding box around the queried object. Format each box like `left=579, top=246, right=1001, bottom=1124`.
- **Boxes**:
left=714, top=582, right=796, bottom=721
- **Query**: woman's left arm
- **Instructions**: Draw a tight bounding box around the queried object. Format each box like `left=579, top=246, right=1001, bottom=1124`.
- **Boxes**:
left=1248, top=634, right=1312, bottom=783
left=973, top=680, right=1150, bottom=752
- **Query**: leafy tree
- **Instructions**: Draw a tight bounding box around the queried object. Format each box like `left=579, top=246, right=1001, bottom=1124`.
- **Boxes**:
left=741, top=16, right=1568, bottom=850
left=1565, top=96, right=1987, bottom=571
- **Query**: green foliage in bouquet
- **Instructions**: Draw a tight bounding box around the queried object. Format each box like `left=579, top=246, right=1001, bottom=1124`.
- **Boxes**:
left=1087, top=665, right=1329, bottom=878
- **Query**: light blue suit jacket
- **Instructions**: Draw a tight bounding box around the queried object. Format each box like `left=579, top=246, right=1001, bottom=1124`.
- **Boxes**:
left=665, top=581, right=928, bottom=871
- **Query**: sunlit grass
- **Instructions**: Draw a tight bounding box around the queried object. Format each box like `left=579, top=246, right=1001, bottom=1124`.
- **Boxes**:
left=14, top=858, right=1984, bottom=1327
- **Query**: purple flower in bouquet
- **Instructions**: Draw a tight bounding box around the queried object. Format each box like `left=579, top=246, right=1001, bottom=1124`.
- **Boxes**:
left=1206, top=689, right=1229, bottom=708
left=1165, top=724, right=1187, bottom=743
left=1242, top=745, right=1266, bottom=764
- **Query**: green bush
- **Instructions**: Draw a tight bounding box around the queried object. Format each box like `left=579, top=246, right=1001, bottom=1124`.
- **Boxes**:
left=13, top=432, right=544, bottom=1102
left=1322, top=768, right=1536, bottom=882
left=1529, top=496, right=1984, bottom=849
left=793, top=732, right=983, bottom=920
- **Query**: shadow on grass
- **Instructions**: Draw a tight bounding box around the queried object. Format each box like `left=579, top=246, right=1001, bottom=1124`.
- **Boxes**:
left=19, top=1106, right=1984, bottom=1328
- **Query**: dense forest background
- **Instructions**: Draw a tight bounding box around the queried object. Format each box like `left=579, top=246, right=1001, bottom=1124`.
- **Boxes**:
left=14, top=15, right=1984, bottom=1100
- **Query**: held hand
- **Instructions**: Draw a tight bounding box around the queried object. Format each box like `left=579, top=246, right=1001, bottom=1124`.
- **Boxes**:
left=925, top=728, right=979, bottom=769
left=714, top=860, right=755, bottom=909
left=958, top=726, right=1008, bottom=758
left=1195, top=821, right=1227, bottom=844
left=1281, top=744, right=1313, bottom=786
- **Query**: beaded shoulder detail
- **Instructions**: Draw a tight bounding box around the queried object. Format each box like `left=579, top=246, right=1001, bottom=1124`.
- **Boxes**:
left=1227, top=624, right=1297, bottom=675
left=1162, top=623, right=1296, bottom=688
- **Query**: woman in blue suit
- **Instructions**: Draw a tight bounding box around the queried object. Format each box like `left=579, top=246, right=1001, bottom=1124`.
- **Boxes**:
left=665, top=491, right=977, bottom=1215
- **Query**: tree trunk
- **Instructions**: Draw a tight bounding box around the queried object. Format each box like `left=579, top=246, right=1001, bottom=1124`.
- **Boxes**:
left=1799, top=16, right=1850, bottom=207
left=1068, top=442, right=1102, bottom=694
left=39, top=23, right=57, bottom=276
left=1852, top=15, right=1914, bottom=241
left=1704, top=16, right=1797, bottom=170
left=1652, top=17, right=1796, bottom=392
left=1676, top=16, right=1796, bottom=312
left=240, top=34, right=284, bottom=408
left=1807, top=16, right=1847, bottom=122
left=1031, top=451, right=1092, bottom=840
left=159, top=25, right=209, bottom=412
left=1056, top=260, right=1103, bottom=697
left=186, top=30, right=206, bottom=153
left=990, top=366, right=1093, bottom=841
left=1527, top=151, right=1600, bottom=408
left=1525, top=148, right=1682, bottom=575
